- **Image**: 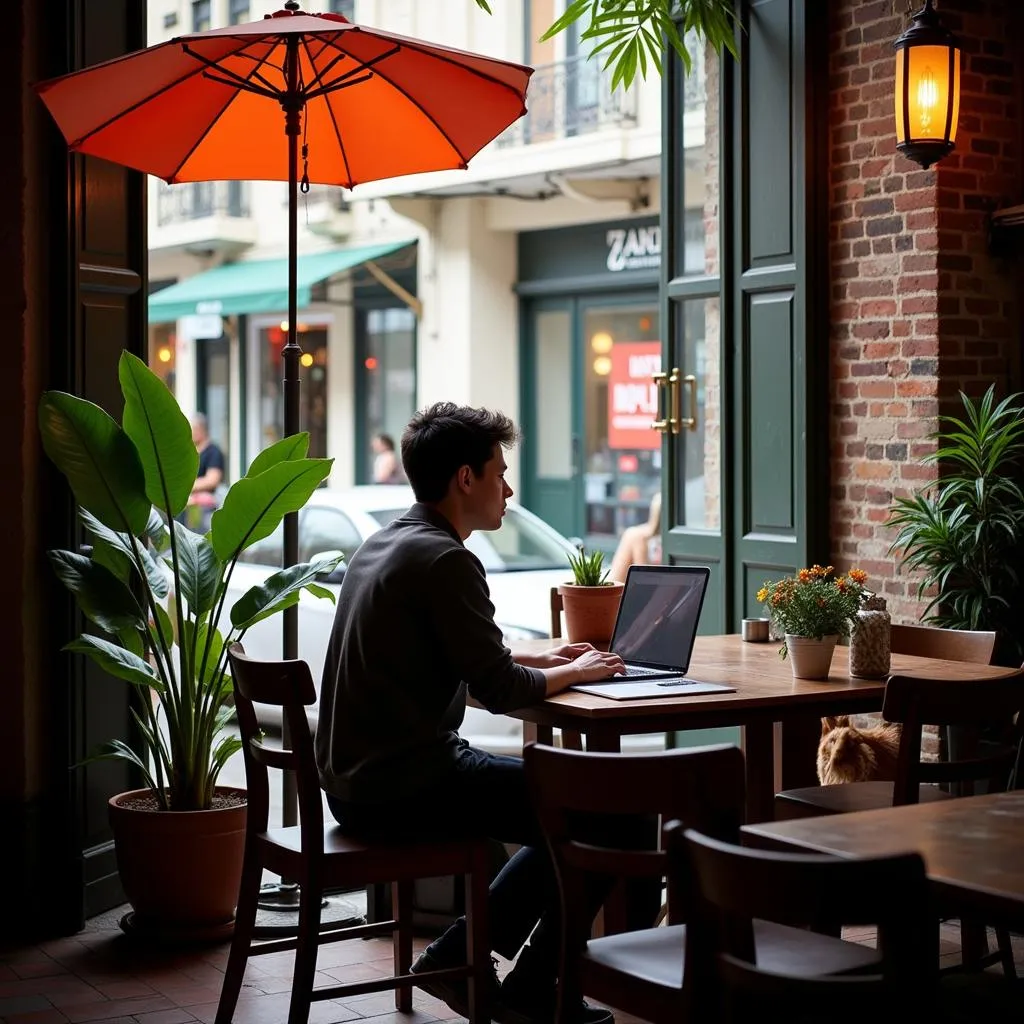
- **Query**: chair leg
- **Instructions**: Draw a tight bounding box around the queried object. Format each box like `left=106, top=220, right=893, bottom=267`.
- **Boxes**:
left=465, top=847, right=491, bottom=1024
left=393, top=880, right=414, bottom=1012
left=995, top=927, right=1017, bottom=978
left=288, top=878, right=323, bottom=1024
left=560, top=729, right=584, bottom=750
left=959, top=918, right=990, bottom=969
left=214, top=851, right=262, bottom=1024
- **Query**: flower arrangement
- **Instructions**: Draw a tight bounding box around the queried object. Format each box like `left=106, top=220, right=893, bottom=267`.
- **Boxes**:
left=757, top=566, right=870, bottom=657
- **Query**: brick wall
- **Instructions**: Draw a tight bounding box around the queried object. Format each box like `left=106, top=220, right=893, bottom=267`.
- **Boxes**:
left=828, top=0, right=1022, bottom=624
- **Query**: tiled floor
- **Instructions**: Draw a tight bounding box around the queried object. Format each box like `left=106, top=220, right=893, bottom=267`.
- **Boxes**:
left=1, top=911, right=1019, bottom=1024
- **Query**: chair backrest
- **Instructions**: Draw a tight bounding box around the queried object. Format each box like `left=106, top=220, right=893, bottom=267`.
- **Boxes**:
left=549, top=586, right=563, bottom=639
left=889, top=623, right=996, bottom=664
left=523, top=742, right=745, bottom=932
left=881, top=669, right=1024, bottom=804
left=676, top=827, right=936, bottom=1021
left=227, top=642, right=325, bottom=846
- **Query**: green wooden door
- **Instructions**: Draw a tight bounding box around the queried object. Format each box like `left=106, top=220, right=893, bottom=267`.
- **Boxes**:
left=522, top=298, right=580, bottom=540
left=660, top=0, right=828, bottom=632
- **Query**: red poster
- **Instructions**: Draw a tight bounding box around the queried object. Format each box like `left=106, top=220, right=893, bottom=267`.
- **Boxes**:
left=607, top=342, right=661, bottom=450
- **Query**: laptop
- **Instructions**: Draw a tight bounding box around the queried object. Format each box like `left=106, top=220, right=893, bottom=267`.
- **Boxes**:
left=570, top=565, right=735, bottom=700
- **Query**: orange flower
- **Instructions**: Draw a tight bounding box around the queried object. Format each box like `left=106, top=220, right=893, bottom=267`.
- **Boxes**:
left=849, top=568, right=868, bottom=584
left=798, top=568, right=812, bottom=582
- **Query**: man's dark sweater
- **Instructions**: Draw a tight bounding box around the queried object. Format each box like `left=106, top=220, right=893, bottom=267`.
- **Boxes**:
left=314, top=503, right=547, bottom=803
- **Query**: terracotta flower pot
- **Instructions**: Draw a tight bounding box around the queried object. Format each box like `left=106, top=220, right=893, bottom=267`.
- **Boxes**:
left=108, top=786, right=247, bottom=943
left=557, top=582, right=625, bottom=647
left=785, top=634, right=839, bottom=680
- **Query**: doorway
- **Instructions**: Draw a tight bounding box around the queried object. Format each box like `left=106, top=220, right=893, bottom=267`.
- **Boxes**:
left=522, top=293, right=660, bottom=555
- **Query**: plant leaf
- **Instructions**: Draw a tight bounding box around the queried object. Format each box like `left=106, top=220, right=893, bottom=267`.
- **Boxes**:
left=38, top=392, right=150, bottom=535
left=246, top=432, right=311, bottom=478
left=119, top=352, right=198, bottom=518
left=210, top=458, right=334, bottom=562
left=49, top=550, right=147, bottom=634
left=65, top=634, right=163, bottom=691
left=230, top=553, right=342, bottom=629
left=170, top=518, right=222, bottom=617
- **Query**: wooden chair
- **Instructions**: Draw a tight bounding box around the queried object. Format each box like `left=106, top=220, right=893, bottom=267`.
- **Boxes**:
left=776, top=669, right=1024, bottom=814
left=775, top=669, right=1024, bottom=977
left=522, top=742, right=880, bottom=1023
left=676, top=826, right=937, bottom=1022
left=216, top=643, right=493, bottom=1024
left=888, top=623, right=996, bottom=664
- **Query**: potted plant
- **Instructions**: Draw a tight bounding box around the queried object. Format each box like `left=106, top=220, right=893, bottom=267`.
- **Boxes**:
left=757, top=566, right=870, bottom=679
left=557, top=548, right=624, bottom=647
left=887, top=385, right=1024, bottom=666
left=39, top=352, right=340, bottom=942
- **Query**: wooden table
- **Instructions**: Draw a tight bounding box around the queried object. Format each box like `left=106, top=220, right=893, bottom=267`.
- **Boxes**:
left=507, top=635, right=1014, bottom=823
left=741, top=791, right=1024, bottom=929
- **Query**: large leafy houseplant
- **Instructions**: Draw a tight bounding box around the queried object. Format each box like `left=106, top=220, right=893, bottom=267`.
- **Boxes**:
left=887, top=386, right=1024, bottom=664
left=40, top=352, right=341, bottom=812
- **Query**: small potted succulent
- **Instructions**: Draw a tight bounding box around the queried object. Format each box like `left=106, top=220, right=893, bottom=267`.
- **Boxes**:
left=558, top=548, right=625, bottom=647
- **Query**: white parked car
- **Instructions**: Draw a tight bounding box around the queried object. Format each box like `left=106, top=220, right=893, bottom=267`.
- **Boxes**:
left=225, top=486, right=577, bottom=754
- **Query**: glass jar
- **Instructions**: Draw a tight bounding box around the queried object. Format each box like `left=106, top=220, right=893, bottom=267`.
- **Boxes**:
left=849, top=595, right=891, bottom=678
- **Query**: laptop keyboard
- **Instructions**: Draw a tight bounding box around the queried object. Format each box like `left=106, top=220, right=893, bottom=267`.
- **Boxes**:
left=610, top=664, right=674, bottom=679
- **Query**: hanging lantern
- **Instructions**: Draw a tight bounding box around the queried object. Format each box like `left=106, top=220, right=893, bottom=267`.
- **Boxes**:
left=894, top=0, right=961, bottom=169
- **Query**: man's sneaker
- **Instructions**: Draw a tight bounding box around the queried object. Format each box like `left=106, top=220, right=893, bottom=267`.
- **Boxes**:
left=409, top=948, right=500, bottom=1017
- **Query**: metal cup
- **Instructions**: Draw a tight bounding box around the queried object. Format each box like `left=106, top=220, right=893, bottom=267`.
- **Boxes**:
left=741, top=617, right=770, bottom=642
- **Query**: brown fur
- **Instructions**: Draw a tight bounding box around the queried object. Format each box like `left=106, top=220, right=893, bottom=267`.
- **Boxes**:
left=816, top=716, right=902, bottom=785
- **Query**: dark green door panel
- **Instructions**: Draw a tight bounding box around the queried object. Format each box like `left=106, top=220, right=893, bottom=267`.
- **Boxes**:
left=660, top=0, right=829, bottom=641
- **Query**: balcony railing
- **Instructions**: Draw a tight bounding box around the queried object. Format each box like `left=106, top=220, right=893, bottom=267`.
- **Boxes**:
left=498, top=32, right=705, bottom=149
left=156, top=181, right=250, bottom=225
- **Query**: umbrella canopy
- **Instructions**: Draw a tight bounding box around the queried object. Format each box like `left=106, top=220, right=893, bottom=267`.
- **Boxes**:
left=36, top=5, right=532, bottom=187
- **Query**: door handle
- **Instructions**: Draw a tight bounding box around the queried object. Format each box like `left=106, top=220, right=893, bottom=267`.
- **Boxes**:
left=651, top=371, right=670, bottom=433
left=677, top=373, right=698, bottom=433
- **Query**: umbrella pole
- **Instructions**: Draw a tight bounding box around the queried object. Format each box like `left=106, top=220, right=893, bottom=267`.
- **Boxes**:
left=256, top=36, right=307, bottom=923
left=282, top=39, right=302, bottom=829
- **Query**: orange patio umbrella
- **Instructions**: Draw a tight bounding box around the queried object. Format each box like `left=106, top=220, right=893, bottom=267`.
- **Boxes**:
left=35, top=0, right=532, bottom=657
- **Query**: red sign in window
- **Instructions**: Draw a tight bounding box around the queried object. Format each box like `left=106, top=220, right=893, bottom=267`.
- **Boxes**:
left=608, top=341, right=661, bottom=450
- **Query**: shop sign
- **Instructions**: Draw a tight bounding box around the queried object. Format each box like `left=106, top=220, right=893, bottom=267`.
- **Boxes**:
left=606, top=224, right=661, bottom=272
left=179, top=313, right=223, bottom=340
left=608, top=341, right=661, bottom=450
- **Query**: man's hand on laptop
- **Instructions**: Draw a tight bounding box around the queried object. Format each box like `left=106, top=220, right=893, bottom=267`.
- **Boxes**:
left=540, top=648, right=626, bottom=696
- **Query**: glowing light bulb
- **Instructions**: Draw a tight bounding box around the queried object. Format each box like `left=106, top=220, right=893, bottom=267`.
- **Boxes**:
left=157, top=346, right=172, bottom=364
left=916, top=66, right=937, bottom=133
left=590, top=331, right=614, bottom=354
left=593, top=356, right=612, bottom=376
left=300, top=352, right=314, bottom=367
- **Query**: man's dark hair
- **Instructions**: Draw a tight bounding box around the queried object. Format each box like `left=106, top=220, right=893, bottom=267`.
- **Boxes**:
left=401, top=402, right=518, bottom=502
left=375, top=433, right=396, bottom=452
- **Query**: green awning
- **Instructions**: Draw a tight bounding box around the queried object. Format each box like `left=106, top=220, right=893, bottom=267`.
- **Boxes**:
left=148, top=240, right=414, bottom=323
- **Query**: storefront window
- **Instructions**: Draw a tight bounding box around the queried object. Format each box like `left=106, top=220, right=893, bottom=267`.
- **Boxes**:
left=148, top=324, right=176, bottom=392
left=197, top=335, right=231, bottom=481
left=680, top=32, right=718, bottom=278
left=258, top=323, right=329, bottom=459
left=359, top=306, right=416, bottom=481
left=582, top=305, right=660, bottom=551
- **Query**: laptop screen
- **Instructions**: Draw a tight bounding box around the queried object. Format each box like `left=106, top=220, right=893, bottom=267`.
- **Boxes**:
left=610, top=566, right=709, bottom=669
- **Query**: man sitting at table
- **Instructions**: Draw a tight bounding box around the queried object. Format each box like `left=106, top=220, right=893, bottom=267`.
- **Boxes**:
left=315, top=401, right=640, bottom=1024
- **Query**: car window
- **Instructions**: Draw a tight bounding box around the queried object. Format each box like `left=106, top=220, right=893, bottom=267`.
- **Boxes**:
left=300, top=506, right=362, bottom=563
left=468, top=508, right=570, bottom=572
left=367, top=508, right=404, bottom=529
left=368, top=505, right=570, bottom=571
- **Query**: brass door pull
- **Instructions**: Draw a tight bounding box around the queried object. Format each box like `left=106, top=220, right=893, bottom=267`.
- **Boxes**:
left=651, top=370, right=670, bottom=433
left=679, top=373, right=698, bottom=432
